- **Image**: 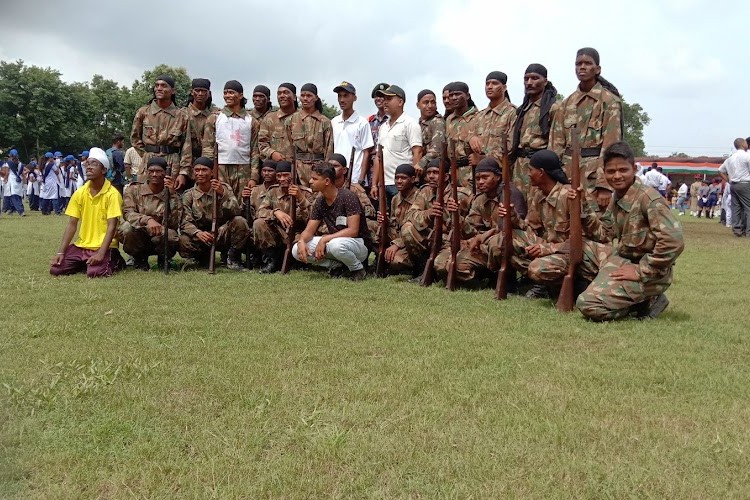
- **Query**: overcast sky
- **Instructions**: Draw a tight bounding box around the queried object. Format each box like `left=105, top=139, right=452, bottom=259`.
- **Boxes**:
left=2, top=0, right=747, bottom=157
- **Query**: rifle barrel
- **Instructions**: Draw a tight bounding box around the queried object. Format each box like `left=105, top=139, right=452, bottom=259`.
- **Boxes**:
left=556, top=125, right=583, bottom=312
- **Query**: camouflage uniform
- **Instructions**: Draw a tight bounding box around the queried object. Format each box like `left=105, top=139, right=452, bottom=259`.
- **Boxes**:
left=248, top=183, right=271, bottom=221
left=118, top=183, right=182, bottom=259
left=130, top=101, right=192, bottom=181
left=185, top=103, right=219, bottom=161
left=179, top=181, right=250, bottom=260
left=402, top=183, right=472, bottom=264
left=348, top=183, right=378, bottom=244
left=549, top=82, right=622, bottom=193
left=288, top=110, right=334, bottom=187
left=253, top=185, right=314, bottom=251
left=258, top=109, right=295, bottom=161
left=577, top=180, right=685, bottom=321
left=487, top=182, right=610, bottom=284
left=418, top=114, right=446, bottom=172
left=512, top=99, right=559, bottom=199
left=250, top=108, right=271, bottom=123
left=384, top=187, right=419, bottom=274
left=445, top=107, right=478, bottom=189
left=472, top=100, right=517, bottom=164
left=201, top=107, right=261, bottom=200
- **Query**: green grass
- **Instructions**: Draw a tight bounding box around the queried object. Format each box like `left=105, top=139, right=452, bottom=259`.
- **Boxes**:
left=1, top=209, right=749, bottom=498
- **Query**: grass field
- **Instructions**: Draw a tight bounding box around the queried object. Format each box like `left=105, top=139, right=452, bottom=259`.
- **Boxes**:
left=1, top=209, right=750, bottom=498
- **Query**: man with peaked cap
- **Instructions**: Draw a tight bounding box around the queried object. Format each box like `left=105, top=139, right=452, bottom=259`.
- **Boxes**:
left=510, top=64, right=559, bottom=200
left=130, top=74, right=192, bottom=190
left=489, top=149, right=610, bottom=299
left=416, top=89, right=445, bottom=177
left=258, top=83, right=298, bottom=163
left=250, top=85, right=273, bottom=122
left=50, top=147, right=125, bottom=278
left=288, top=83, right=334, bottom=187
left=184, top=78, right=219, bottom=168
left=468, top=71, right=517, bottom=174
left=375, top=163, right=420, bottom=275
left=119, top=156, right=182, bottom=270
left=201, top=80, right=261, bottom=200
left=179, top=156, right=250, bottom=271
left=434, top=157, right=525, bottom=287
left=331, top=81, right=374, bottom=186
left=444, top=81, right=479, bottom=190
left=252, top=160, right=314, bottom=273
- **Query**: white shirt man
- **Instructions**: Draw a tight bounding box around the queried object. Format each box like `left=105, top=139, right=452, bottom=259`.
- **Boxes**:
left=719, top=139, right=750, bottom=236
left=643, top=166, right=663, bottom=189
left=375, top=85, right=422, bottom=188
left=331, top=81, right=374, bottom=185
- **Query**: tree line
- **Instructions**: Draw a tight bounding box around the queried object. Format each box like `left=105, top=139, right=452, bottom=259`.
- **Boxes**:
left=0, top=59, right=650, bottom=160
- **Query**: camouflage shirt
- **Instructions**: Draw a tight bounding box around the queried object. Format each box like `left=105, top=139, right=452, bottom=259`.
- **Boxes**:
left=388, top=187, right=419, bottom=247
left=350, top=183, right=376, bottom=219
left=418, top=114, right=446, bottom=169
left=446, top=106, right=478, bottom=160
left=406, top=183, right=473, bottom=235
left=130, top=101, right=192, bottom=177
left=256, top=185, right=314, bottom=223
left=471, top=99, right=517, bottom=162
left=122, top=183, right=182, bottom=230
left=250, top=108, right=272, bottom=122
left=181, top=181, right=241, bottom=236
left=288, top=110, right=334, bottom=158
left=514, top=99, right=559, bottom=150
left=258, top=109, right=295, bottom=160
left=185, top=103, right=219, bottom=158
left=201, top=107, right=261, bottom=181
left=598, top=179, right=684, bottom=282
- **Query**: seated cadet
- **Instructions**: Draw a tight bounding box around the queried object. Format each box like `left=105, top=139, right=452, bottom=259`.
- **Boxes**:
left=240, top=159, right=277, bottom=267
left=179, top=156, right=250, bottom=270
left=400, top=158, right=472, bottom=276
left=489, top=150, right=610, bottom=298
left=292, top=162, right=371, bottom=280
left=326, top=153, right=378, bottom=243
left=577, top=141, right=684, bottom=321
left=434, top=157, right=525, bottom=287
left=50, top=147, right=125, bottom=278
left=252, top=161, right=314, bottom=273
left=375, top=163, right=419, bottom=275
left=118, top=157, right=182, bottom=270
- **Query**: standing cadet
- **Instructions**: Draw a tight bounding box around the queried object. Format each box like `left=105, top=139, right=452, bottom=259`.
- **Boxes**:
left=376, top=164, right=420, bottom=275
left=252, top=161, right=314, bottom=273
left=442, top=83, right=454, bottom=119
left=576, top=142, right=684, bottom=321
left=130, top=75, right=192, bottom=190
left=184, top=78, right=218, bottom=170
left=258, top=83, right=297, bottom=163
left=416, top=89, right=445, bottom=178
left=331, top=81, right=374, bottom=185
left=288, top=83, right=334, bottom=187
left=445, top=81, right=478, bottom=189
left=179, top=157, right=250, bottom=271
left=367, top=83, right=390, bottom=187
left=250, top=85, right=273, bottom=122
left=201, top=80, right=261, bottom=199
left=118, top=157, right=181, bottom=270
left=469, top=72, right=517, bottom=173
left=550, top=47, right=623, bottom=205
left=510, top=64, right=558, bottom=199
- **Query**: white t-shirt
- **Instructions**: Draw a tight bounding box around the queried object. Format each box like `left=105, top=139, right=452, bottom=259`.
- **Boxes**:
left=332, top=111, right=374, bottom=184
left=677, top=183, right=688, bottom=197
left=216, top=112, right=254, bottom=165
left=643, top=169, right=663, bottom=189
left=658, top=173, right=670, bottom=191
left=377, top=113, right=422, bottom=185
left=719, top=150, right=750, bottom=183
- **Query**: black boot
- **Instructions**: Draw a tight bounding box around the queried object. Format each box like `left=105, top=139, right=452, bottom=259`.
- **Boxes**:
left=259, top=251, right=281, bottom=274
left=133, top=256, right=150, bottom=271
left=226, top=249, right=244, bottom=271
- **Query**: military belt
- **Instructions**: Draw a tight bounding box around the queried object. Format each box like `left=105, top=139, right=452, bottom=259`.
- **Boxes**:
left=564, top=146, right=601, bottom=158
left=516, top=147, right=545, bottom=159
left=455, top=156, right=470, bottom=167
left=144, top=145, right=181, bottom=155
left=295, top=152, right=325, bottom=162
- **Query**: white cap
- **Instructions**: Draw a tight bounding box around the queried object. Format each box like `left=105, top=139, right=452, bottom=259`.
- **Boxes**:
left=87, top=147, right=110, bottom=171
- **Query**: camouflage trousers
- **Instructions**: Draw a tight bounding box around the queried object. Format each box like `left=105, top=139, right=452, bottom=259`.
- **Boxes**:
left=513, top=157, right=531, bottom=201
left=178, top=216, right=250, bottom=259
left=562, top=156, right=605, bottom=194
left=387, top=246, right=414, bottom=275
left=118, top=222, right=178, bottom=259
left=577, top=253, right=673, bottom=321
left=218, top=164, right=252, bottom=200
left=400, top=221, right=431, bottom=263
left=295, top=159, right=316, bottom=188
left=434, top=240, right=490, bottom=283
left=253, top=218, right=306, bottom=251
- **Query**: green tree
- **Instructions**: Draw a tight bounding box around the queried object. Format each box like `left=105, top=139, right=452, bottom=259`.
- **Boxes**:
left=622, top=100, right=650, bottom=157
left=89, top=75, right=133, bottom=147
left=321, top=99, right=339, bottom=120
left=670, top=152, right=690, bottom=158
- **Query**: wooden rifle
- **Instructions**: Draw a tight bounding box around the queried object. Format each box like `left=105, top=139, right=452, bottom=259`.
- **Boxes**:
left=375, top=145, right=389, bottom=277
left=420, top=145, right=447, bottom=286
left=163, top=161, right=171, bottom=275
left=346, top=146, right=355, bottom=189
left=556, top=125, right=583, bottom=312
left=280, top=148, right=298, bottom=274
left=495, top=133, right=513, bottom=299
left=244, top=189, right=252, bottom=269
left=208, top=151, right=219, bottom=274
left=445, top=142, right=460, bottom=291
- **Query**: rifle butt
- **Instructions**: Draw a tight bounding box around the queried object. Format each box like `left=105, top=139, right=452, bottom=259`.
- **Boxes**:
left=445, top=259, right=456, bottom=291
left=495, top=266, right=508, bottom=300
left=420, top=258, right=435, bottom=287
left=556, top=275, right=575, bottom=312
left=280, top=247, right=292, bottom=275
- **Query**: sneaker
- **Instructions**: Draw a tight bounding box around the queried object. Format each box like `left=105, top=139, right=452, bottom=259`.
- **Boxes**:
left=349, top=269, right=367, bottom=281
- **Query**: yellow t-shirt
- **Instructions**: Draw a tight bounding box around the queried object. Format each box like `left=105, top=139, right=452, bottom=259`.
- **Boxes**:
left=65, top=180, right=123, bottom=250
